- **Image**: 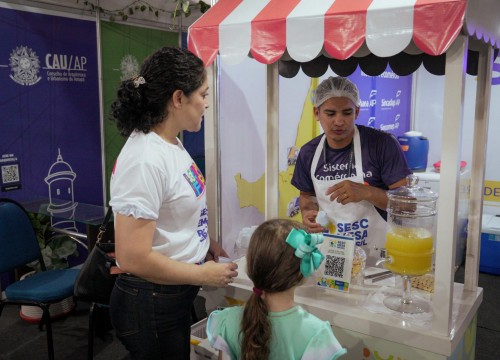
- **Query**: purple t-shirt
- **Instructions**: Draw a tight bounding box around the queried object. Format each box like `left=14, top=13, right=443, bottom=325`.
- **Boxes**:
left=291, top=125, right=411, bottom=217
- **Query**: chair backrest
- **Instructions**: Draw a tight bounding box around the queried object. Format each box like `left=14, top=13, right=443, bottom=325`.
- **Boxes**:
left=0, top=199, right=43, bottom=273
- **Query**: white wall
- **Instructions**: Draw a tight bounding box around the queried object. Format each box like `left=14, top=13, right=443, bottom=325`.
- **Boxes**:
left=412, top=68, right=475, bottom=168
left=219, top=58, right=266, bottom=257
left=413, top=58, right=500, bottom=214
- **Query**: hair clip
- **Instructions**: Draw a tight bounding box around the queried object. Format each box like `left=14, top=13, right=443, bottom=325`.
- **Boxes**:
left=133, top=76, right=146, bottom=88
left=285, top=228, right=325, bottom=277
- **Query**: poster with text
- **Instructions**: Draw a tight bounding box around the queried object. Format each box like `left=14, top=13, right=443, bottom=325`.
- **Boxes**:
left=0, top=5, right=103, bottom=206
left=350, top=66, right=412, bottom=137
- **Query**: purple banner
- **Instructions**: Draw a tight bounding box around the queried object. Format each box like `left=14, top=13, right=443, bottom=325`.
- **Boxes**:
left=492, top=60, right=500, bottom=86
left=349, top=66, right=412, bottom=137
left=0, top=7, right=103, bottom=206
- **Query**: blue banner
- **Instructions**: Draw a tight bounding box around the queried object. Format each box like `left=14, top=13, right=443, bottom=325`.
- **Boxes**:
left=349, top=66, right=412, bottom=137
left=0, top=7, right=103, bottom=206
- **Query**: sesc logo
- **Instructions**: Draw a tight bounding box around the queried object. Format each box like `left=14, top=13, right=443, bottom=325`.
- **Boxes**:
left=9, top=46, right=42, bottom=86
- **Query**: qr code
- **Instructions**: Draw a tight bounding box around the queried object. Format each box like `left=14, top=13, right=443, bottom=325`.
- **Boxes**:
left=1, top=164, right=20, bottom=184
left=324, top=255, right=345, bottom=278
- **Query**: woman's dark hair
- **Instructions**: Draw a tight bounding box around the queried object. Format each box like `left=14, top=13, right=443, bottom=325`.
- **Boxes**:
left=240, top=219, right=305, bottom=360
left=110, top=47, right=206, bottom=137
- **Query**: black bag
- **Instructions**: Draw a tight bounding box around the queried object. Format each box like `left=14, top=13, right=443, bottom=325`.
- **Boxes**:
left=74, top=207, right=116, bottom=305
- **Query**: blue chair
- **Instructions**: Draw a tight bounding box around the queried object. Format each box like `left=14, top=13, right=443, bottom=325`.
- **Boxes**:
left=0, top=198, right=79, bottom=360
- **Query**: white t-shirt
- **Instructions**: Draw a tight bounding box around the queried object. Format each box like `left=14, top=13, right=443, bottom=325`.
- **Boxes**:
left=110, top=131, right=209, bottom=264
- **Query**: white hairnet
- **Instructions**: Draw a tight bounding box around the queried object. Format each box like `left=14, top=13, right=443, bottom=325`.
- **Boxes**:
left=313, top=76, right=360, bottom=108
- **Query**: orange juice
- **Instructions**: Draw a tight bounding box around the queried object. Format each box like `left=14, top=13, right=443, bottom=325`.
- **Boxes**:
left=385, top=227, right=433, bottom=276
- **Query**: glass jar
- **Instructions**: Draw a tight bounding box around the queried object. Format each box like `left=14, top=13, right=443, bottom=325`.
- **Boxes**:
left=385, top=174, right=438, bottom=276
left=379, top=174, right=438, bottom=313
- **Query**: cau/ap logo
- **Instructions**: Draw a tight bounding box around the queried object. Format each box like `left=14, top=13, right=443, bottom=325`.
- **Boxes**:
left=9, top=46, right=41, bottom=86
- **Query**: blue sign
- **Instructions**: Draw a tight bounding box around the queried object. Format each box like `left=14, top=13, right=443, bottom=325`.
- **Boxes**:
left=349, top=66, right=412, bottom=137
left=0, top=7, right=103, bottom=206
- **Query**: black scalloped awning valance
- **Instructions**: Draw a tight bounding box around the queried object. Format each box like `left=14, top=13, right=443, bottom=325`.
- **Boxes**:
left=279, top=49, right=499, bottom=78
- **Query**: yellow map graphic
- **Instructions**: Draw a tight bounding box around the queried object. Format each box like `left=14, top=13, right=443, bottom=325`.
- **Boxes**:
left=235, top=78, right=321, bottom=220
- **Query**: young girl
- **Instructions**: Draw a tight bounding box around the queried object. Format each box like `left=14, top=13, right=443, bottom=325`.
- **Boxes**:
left=207, top=219, right=347, bottom=360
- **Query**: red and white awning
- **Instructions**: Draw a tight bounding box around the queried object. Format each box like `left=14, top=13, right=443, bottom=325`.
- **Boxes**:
left=188, top=0, right=500, bottom=67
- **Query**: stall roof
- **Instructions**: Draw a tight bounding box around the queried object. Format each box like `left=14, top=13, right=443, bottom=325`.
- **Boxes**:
left=188, top=0, right=500, bottom=77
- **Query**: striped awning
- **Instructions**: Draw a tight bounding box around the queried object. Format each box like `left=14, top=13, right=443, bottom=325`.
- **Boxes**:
left=188, top=0, right=500, bottom=74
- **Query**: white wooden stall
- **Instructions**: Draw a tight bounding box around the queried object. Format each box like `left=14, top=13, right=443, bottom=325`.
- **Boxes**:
left=189, top=0, right=499, bottom=357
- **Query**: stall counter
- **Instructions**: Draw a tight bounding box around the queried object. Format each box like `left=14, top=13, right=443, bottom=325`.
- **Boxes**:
left=200, top=257, right=482, bottom=360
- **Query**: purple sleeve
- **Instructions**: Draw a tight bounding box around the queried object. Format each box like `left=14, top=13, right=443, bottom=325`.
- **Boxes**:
left=378, top=132, right=412, bottom=187
left=358, top=126, right=411, bottom=189
left=291, top=142, right=316, bottom=194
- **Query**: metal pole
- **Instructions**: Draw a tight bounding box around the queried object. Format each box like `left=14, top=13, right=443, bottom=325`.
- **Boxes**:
left=95, top=0, right=106, bottom=207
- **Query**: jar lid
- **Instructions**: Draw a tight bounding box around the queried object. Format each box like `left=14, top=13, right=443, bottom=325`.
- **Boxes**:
left=387, top=174, right=438, bottom=202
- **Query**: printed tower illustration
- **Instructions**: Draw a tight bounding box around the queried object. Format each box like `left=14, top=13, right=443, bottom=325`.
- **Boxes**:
left=44, top=149, right=78, bottom=231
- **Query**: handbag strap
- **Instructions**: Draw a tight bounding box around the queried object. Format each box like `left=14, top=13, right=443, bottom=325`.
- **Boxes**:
left=97, top=206, right=113, bottom=244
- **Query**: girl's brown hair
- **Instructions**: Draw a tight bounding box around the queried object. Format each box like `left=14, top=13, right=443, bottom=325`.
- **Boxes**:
left=240, top=219, right=305, bottom=360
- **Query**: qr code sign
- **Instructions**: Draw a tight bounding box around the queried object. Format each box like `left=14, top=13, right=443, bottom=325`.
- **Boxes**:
left=324, top=254, right=345, bottom=278
left=2, top=164, right=20, bottom=184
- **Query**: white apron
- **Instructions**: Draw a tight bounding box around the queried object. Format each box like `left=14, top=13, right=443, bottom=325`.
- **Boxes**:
left=311, top=126, right=387, bottom=266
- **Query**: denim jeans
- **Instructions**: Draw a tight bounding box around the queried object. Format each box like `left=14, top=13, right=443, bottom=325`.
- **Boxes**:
left=109, top=274, right=200, bottom=360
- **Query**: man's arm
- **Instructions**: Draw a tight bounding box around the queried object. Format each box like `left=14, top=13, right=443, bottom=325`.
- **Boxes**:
left=298, top=191, right=325, bottom=233
left=114, top=214, right=238, bottom=287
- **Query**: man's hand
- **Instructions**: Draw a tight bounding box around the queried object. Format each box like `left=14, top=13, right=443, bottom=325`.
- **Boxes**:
left=301, top=208, right=325, bottom=233
left=326, top=180, right=370, bottom=205
left=326, top=179, right=395, bottom=211
left=298, top=192, right=325, bottom=233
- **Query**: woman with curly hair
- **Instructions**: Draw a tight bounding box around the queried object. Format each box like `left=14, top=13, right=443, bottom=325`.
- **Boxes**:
left=109, top=47, right=238, bottom=360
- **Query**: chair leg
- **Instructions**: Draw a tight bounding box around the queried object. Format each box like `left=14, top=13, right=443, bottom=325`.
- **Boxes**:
left=38, top=315, right=44, bottom=332
left=88, top=302, right=96, bottom=360
left=41, top=305, right=55, bottom=360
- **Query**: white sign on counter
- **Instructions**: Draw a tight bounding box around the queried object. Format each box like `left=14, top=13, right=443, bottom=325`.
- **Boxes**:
left=316, top=234, right=355, bottom=293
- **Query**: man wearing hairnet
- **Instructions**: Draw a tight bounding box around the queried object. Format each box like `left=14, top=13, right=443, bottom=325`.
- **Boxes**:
left=291, top=76, right=411, bottom=266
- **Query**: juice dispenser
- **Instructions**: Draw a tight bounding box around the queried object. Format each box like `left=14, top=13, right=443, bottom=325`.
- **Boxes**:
left=377, top=174, right=438, bottom=313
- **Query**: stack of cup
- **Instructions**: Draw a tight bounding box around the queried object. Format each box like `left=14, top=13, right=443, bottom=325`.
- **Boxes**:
left=234, top=226, right=257, bottom=257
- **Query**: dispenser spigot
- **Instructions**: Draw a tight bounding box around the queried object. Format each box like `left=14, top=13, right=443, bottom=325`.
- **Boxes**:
left=375, top=248, right=393, bottom=267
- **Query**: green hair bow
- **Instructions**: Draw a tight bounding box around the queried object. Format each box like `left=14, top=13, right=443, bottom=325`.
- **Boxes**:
left=285, top=228, right=325, bottom=277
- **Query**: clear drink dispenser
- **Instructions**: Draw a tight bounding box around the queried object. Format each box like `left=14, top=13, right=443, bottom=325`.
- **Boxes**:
left=377, top=174, right=438, bottom=313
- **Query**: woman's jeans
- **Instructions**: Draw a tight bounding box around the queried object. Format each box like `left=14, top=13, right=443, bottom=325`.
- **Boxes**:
left=109, top=274, right=200, bottom=360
